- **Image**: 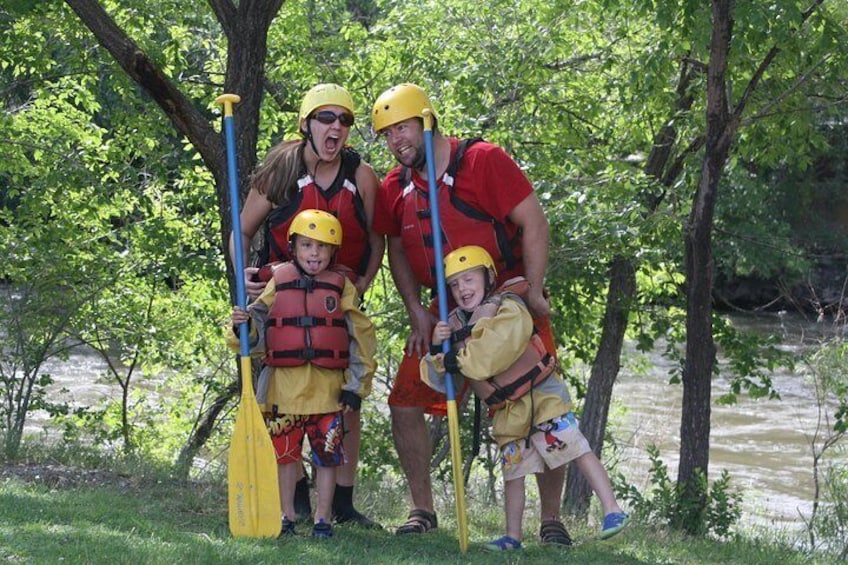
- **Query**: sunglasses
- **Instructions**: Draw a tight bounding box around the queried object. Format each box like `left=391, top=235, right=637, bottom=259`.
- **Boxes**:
left=311, top=110, right=355, bottom=127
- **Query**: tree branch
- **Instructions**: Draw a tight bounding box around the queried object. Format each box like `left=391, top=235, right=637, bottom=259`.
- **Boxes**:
left=63, top=0, right=222, bottom=174
left=732, top=0, right=827, bottom=121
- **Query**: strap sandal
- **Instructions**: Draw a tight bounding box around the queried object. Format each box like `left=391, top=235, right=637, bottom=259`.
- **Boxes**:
left=539, top=519, right=573, bottom=546
left=483, top=535, right=523, bottom=551
left=395, top=508, right=438, bottom=535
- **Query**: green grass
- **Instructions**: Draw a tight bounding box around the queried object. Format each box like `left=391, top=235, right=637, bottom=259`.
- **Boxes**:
left=0, top=454, right=829, bottom=564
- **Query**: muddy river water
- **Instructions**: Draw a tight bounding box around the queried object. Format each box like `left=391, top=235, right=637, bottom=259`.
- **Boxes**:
left=615, top=312, right=845, bottom=533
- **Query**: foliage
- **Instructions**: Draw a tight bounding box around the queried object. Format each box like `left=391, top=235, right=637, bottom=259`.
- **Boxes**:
left=0, top=0, right=846, bottom=518
left=812, top=460, right=848, bottom=561
left=0, top=0, right=229, bottom=462
left=800, top=338, right=848, bottom=559
left=615, top=445, right=742, bottom=539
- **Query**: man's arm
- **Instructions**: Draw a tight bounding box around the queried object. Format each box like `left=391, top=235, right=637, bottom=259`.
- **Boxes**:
left=508, top=193, right=551, bottom=317
left=387, top=235, right=436, bottom=357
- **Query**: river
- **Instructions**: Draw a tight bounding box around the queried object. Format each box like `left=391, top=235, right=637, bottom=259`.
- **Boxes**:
left=22, top=311, right=847, bottom=535
left=615, top=311, right=845, bottom=534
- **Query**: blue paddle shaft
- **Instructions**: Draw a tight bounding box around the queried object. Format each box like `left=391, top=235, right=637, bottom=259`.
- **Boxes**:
left=422, top=114, right=457, bottom=401
left=222, top=111, right=250, bottom=357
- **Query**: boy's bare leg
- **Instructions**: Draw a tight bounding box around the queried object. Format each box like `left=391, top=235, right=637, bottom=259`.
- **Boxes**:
left=574, top=452, right=623, bottom=515
left=279, top=462, right=300, bottom=521
left=504, top=477, right=526, bottom=541
left=314, top=466, right=336, bottom=524
left=535, top=464, right=565, bottom=520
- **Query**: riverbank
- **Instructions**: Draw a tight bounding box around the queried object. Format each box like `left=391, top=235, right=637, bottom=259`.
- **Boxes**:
left=0, top=453, right=834, bottom=564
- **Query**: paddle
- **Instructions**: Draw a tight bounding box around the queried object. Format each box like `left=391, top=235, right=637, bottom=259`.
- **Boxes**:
left=216, top=93, right=281, bottom=538
left=422, top=108, right=469, bottom=553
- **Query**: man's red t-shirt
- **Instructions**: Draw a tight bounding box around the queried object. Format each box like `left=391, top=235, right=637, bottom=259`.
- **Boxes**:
left=374, top=137, right=533, bottom=287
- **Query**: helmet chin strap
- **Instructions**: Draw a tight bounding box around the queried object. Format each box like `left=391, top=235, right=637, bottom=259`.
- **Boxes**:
left=305, top=121, right=323, bottom=165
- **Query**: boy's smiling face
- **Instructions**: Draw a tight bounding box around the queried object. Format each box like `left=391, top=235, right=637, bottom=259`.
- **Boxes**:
left=293, top=235, right=334, bottom=275
left=447, top=267, right=487, bottom=311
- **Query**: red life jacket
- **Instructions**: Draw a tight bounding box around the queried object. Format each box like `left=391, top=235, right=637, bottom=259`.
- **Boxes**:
left=264, top=262, right=350, bottom=369
left=259, top=148, right=369, bottom=278
left=447, top=277, right=555, bottom=410
left=398, top=138, right=522, bottom=290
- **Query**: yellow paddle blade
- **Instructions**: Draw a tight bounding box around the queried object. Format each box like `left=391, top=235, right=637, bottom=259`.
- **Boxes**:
left=228, top=357, right=281, bottom=538
left=446, top=400, right=469, bottom=553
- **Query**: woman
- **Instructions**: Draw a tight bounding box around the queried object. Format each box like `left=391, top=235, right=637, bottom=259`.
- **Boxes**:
left=229, top=83, right=384, bottom=528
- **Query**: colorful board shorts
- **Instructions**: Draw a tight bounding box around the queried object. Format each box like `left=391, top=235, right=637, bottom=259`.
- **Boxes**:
left=387, top=301, right=557, bottom=416
left=500, top=412, right=591, bottom=481
left=265, top=411, right=345, bottom=467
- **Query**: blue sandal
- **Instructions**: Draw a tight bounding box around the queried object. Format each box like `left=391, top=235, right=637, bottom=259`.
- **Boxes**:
left=483, top=535, right=523, bottom=551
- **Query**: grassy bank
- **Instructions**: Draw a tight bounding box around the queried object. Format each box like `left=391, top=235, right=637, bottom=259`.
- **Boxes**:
left=0, top=454, right=826, bottom=564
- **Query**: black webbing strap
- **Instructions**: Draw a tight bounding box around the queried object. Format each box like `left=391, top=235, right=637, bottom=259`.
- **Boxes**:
left=270, top=348, right=350, bottom=361
left=267, top=316, right=346, bottom=328
left=276, top=278, right=344, bottom=294
left=483, top=353, right=553, bottom=407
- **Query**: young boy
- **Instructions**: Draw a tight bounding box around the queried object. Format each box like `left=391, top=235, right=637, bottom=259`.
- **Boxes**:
left=228, top=209, right=376, bottom=539
left=420, top=245, right=629, bottom=551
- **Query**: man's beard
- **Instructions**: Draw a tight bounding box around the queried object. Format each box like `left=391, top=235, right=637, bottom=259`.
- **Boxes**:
left=410, top=146, right=426, bottom=170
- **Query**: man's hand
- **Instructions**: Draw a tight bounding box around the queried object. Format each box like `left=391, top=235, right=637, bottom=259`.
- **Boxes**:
left=407, top=304, right=437, bottom=358
left=526, top=287, right=551, bottom=318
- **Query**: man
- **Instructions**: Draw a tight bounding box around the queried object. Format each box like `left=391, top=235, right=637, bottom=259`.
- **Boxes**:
left=371, top=83, right=572, bottom=545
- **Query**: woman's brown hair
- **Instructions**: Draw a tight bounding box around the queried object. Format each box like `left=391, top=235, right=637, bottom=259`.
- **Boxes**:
left=249, top=139, right=305, bottom=205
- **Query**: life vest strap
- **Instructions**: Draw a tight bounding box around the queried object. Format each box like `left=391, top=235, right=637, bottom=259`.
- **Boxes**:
left=267, top=316, right=346, bottom=328
left=452, top=326, right=473, bottom=342
left=270, top=348, right=351, bottom=361
left=276, top=278, right=344, bottom=294
left=483, top=353, right=553, bottom=407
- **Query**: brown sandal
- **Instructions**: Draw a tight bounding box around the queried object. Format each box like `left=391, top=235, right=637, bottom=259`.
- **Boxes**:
left=396, top=509, right=438, bottom=535
left=539, top=519, right=573, bottom=546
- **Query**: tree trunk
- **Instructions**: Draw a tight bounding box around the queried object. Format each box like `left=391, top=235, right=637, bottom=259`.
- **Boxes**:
left=563, top=58, right=699, bottom=516
left=676, top=0, right=734, bottom=529
left=176, top=379, right=239, bottom=477
left=564, top=256, right=635, bottom=516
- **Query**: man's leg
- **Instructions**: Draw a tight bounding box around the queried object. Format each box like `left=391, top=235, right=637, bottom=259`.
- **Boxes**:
left=535, top=464, right=573, bottom=545
left=391, top=405, right=435, bottom=513
left=294, top=464, right=312, bottom=522
left=536, top=462, right=565, bottom=521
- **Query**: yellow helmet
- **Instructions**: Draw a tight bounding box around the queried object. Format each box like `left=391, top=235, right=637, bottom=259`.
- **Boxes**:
left=288, top=209, right=343, bottom=246
left=299, top=83, right=355, bottom=121
left=444, top=245, right=496, bottom=280
left=371, top=83, right=436, bottom=133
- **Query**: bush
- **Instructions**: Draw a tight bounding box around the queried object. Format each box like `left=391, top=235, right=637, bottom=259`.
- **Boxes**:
left=614, top=444, right=742, bottom=539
